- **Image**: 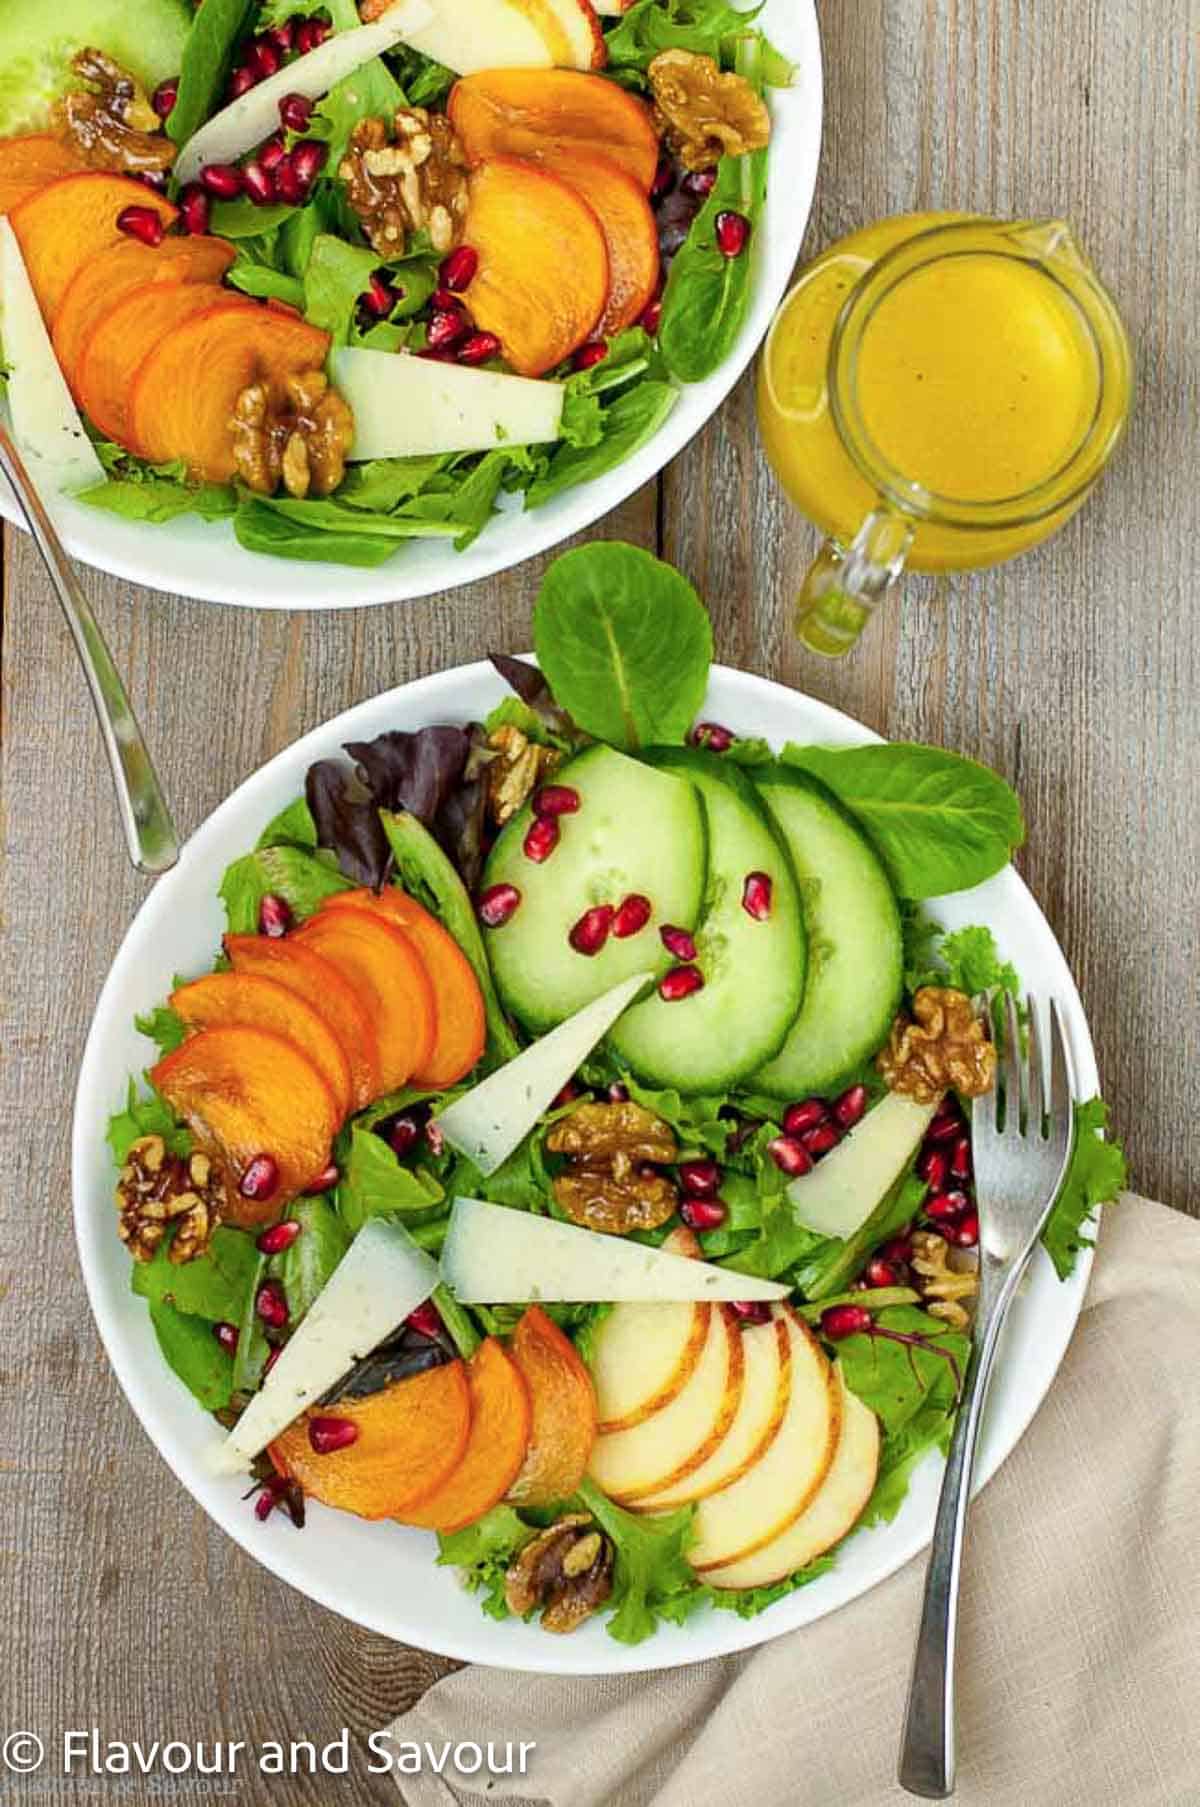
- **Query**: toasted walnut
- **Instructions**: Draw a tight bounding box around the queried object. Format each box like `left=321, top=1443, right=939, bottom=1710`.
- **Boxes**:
left=116, top=1137, right=227, bottom=1264
left=505, top=1514, right=614, bottom=1634
left=648, top=49, right=771, bottom=172
left=338, top=109, right=469, bottom=258
left=55, top=48, right=176, bottom=176
left=548, top=1101, right=678, bottom=1166
left=877, top=986, right=997, bottom=1105
left=547, top=1101, right=679, bottom=1234
left=486, top=724, right=561, bottom=825
left=230, top=369, right=354, bottom=499
left=910, top=1229, right=979, bottom=1331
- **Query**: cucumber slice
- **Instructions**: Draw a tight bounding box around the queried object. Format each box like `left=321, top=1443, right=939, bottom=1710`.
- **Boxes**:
left=0, top=0, right=193, bottom=137
left=750, top=766, right=903, bottom=1100
left=481, top=744, right=707, bottom=1033
left=608, top=748, right=806, bottom=1092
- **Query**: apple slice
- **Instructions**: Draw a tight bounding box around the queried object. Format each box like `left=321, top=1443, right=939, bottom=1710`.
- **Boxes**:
left=506, top=1306, right=597, bottom=1506
left=590, top=1299, right=709, bottom=1432
left=636, top=1313, right=792, bottom=1510
left=588, top=1305, right=743, bottom=1504
left=786, top=1092, right=940, bottom=1239
left=687, top=1309, right=842, bottom=1574
left=363, top=0, right=603, bottom=72
left=330, top=345, right=564, bottom=460
left=703, top=1369, right=880, bottom=1589
left=517, top=0, right=606, bottom=69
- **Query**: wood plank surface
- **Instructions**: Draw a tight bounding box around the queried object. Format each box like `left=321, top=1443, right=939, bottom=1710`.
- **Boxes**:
left=1, top=2, right=1197, bottom=1800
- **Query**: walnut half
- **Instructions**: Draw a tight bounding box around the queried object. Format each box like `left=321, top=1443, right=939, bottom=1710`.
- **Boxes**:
left=230, top=370, right=354, bottom=499
left=877, top=986, right=997, bottom=1104
left=56, top=48, right=176, bottom=176
left=338, top=109, right=469, bottom=258
left=505, top=1514, right=614, bottom=1634
left=910, top=1229, right=979, bottom=1331
left=547, top=1101, right=679, bottom=1235
left=116, top=1137, right=227, bottom=1264
left=486, top=724, right=560, bottom=826
left=648, top=49, right=772, bottom=172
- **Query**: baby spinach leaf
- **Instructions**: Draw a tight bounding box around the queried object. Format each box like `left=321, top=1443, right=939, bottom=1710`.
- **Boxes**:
left=166, top=0, right=254, bottom=145
left=275, top=1195, right=352, bottom=1322
left=226, top=259, right=306, bottom=308
left=337, top=1128, right=445, bottom=1234
left=303, top=234, right=380, bottom=342
left=218, top=843, right=352, bottom=933
left=210, top=199, right=298, bottom=238
left=781, top=742, right=1025, bottom=899
left=1042, top=1097, right=1127, bottom=1279
left=131, top=1226, right=260, bottom=1324
left=107, top=1083, right=190, bottom=1166
left=526, top=380, right=678, bottom=508
left=234, top=498, right=399, bottom=566
left=533, top=542, right=712, bottom=750
left=149, top=1299, right=235, bottom=1411
left=338, top=455, right=451, bottom=512
left=78, top=476, right=236, bottom=525
left=389, top=41, right=456, bottom=108
left=658, top=140, right=766, bottom=382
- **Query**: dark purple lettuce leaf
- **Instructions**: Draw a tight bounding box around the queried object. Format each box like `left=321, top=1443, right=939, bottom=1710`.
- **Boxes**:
left=489, top=653, right=581, bottom=744
left=306, top=758, right=392, bottom=890
left=345, top=726, right=474, bottom=824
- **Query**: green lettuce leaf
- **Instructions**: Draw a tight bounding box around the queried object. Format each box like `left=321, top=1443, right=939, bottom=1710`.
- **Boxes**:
left=107, top=1082, right=190, bottom=1166
left=149, top=1299, right=235, bottom=1411
left=131, top=1225, right=260, bottom=1324
left=436, top=1506, right=535, bottom=1619
left=218, top=843, right=352, bottom=933
left=1042, top=1097, right=1127, bottom=1278
left=575, top=1478, right=699, bottom=1644
left=337, top=1127, right=445, bottom=1234
left=134, top=1005, right=187, bottom=1057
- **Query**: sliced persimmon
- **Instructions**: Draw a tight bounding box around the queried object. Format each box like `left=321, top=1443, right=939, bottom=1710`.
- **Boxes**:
left=224, top=934, right=380, bottom=1112
left=151, top=1025, right=339, bottom=1227
left=320, top=888, right=486, bottom=1088
left=294, top=909, right=436, bottom=1095
left=506, top=1306, right=597, bottom=1506
left=270, top=1362, right=472, bottom=1521
left=9, top=172, right=176, bottom=320
left=449, top=69, right=659, bottom=191
left=129, top=300, right=331, bottom=480
left=53, top=236, right=235, bottom=400
left=462, top=157, right=608, bottom=376
left=398, top=1339, right=532, bottom=1533
left=539, top=149, right=659, bottom=334
left=77, top=283, right=240, bottom=447
left=170, top=971, right=354, bottom=1122
left=0, top=135, right=88, bottom=217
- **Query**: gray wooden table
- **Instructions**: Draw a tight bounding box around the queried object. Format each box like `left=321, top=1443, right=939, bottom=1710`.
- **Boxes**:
left=2, top=2, right=1197, bottom=1800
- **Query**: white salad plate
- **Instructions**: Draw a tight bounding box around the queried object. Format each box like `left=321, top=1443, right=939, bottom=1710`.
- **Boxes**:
left=1, top=1, right=822, bottom=609
left=72, top=663, right=1097, bottom=1673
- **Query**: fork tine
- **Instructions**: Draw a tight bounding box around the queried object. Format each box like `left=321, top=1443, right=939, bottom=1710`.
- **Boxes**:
left=1025, top=994, right=1046, bottom=1138
left=1048, top=996, right=1073, bottom=1140
left=1002, top=989, right=1025, bottom=1134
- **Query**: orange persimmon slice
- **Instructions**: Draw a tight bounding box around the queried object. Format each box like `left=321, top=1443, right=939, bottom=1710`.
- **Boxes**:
left=53, top=235, right=235, bottom=400
left=76, top=281, right=240, bottom=448
left=506, top=1306, right=598, bottom=1507
left=294, top=909, right=436, bottom=1095
left=539, top=148, right=659, bottom=335
left=448, top=69, right=659, bottom=191
left=398, top=1339, right=532, bottom=1533
left=0, top=135, right=88, bottom=218
left=223, top=933, right=381, bottom=1113
left=171, top=971, right=354, bottom=1122
left=9, top=172, right=176, bottom=319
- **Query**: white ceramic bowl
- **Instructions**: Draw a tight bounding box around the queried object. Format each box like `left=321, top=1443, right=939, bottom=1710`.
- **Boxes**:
left=1, top=2, right=822, bottom=608
left=72, top=663, right=1096, bottom=1674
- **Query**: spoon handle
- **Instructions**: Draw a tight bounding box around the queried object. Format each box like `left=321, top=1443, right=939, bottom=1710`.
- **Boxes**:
left=0, top=428, right=179, bottom=875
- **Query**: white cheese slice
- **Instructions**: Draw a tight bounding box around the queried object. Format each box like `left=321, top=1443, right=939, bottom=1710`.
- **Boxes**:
left=209, top=1218, right=438, bottom=1476
left=440, top=1197, right=790, bottom=1303
left=435, top=971, right=653, bottom=1177
left=0, top=218, right=103, bottom=497
left=331, top=346, right=565, bottom=461
left=786, top=1091, right=940, bottom=1239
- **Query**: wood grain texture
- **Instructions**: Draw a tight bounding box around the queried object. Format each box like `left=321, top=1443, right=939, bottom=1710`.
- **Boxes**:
left=1, top=1, right=1197, bottom=1799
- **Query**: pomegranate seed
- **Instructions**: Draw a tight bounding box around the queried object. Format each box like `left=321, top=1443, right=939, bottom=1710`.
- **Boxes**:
left=679, top=1196, right=727, bottom=1230
left=250, top=37, right=282, bottom=79
left=258, top=892, right=292, bottom=937
left=258, top=132, right=287, bottom=173
left=263, top=1344, right=283, bottom=1378
left=767, top=1134, right=813, bottom=1178
left=690, top=720, right=734, bottom=752
left=659, top=924, right=697, bottom=961
left=255, top=1279, right=289, bottom=1330
left=533, top=783, right=581, bottom=818
left=569, top=904, right=614, bottom=956
left=388, top=1114, right=421, bottom=1158
left=424, top=1120, right=445, bottom=1157
left=679, top=1158, right=721, bottom=1197
left=199, top=162, right=243, bottom=199
left=117, top=206, right=165, bottom=247
left=612, top=894, right=652, bottom=939
left=682, top=167, right=718, bottom=198
left=290, top=138, right=328, bottom=191
left=950, top=1135, right=973, bottom=1181
left=362, top=272, right=396, bottom=317
left=715, top=210, right=751, bottom=257
left=917, top=1146, right=949, bottom=1189
left=273, top=153, right=304, bottom=205
left=552, top=1078, right=581, bottom=1107
left=607, top=1081, right=630, bottom=1103
left=523, top=815, right=560, bottom=863
left=427, top=307, right=469, bottom=351
left=308, top=1415, right=359, bottom=1455
left=457, top=331, right=501, bottom=365
left=927, top=1107, right=962, bottom=1143
left=573, top=339, right=608, bottom=371
left=650, top=155, right=675, bottom=203
left=741, top=871, right=772, bottom=921
left=800, top=1122, right=841, bottom=1157
left=257, top=1219, right=303, bottom=1255
left=228, top=65, right=257, bottom=100
left=304, top=1162, right=339, bottom=1194
left=925, top=1189, right=970, bottom=1224
left=834, top=1084, right=869, bottom=1128
left=278, top=91, right=313, bottom=133
left=478, top=882, right=521, bottom=926
left=439, top=244, right=479, bottom=290
left=295, top=17, right=330, bottom=52
left=406, top=1300, right=443, bottom=1338
left=730, top=1300, right=772, bottom=1324
left=212, top=1321, right=239, bottom=1356
left=136, top=169, right=169, bottom=192
left=821, top=1303, right=873, bottom=1340
left=266, top=21, right=295, bottom=51
left=639, top=297, right=663, bottom=334
left=880, top=1235, right=914, bottom=1265
left=865, top=1257, right=903, bottom=1288
left=179, top=183, right=211, bottom=235
left=430, top=286, right=459, bottom=311
left=240, top=1154, right=280, bottom=1201
left=254, top=1487, right=278, bottom=1522
left=242, top=159, right=277, bottom=205
left=950, top=1212, right=980, bottom=1248
left=783, top=1098, right=828, bottom=1137
left=151, top=78, right=179, bottom=119
left=659, top=964, right=704, bottom=1001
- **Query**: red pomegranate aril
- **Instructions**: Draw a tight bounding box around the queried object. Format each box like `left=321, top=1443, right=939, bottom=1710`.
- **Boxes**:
left=607, top=1081, right=630, bottom=1103
left=308, top=1415, right=359, bottom=1455
left=255, top=1278, right=289, bottom=1330
left=427, top=306, right=469, bottom=351
left=266, top=21, right=295, bottom=51
left=927, top=1107, right=962, bottom=1143
left=478, top=882, right=521, bottom=927
left=950, top=1212, right=980, bottom=1248
left=273, top=153, right=304, bottom=205
left=430, top=286, right=459, bottom=311
left=569, top=904, right=614, bottom=957
left=523, top=815, right=560, bottom=863
left=199, top=161, right=243, bottom=199
left=457, top=331, right=501, bottom=365
left=258, top=132, right=287, bottom=172
left=715, top=209, right=751, bottom=257
left=782, top=1097, right=828, bottom=1137
left=290, top=138, right=328, bottom=190
left=730, top=1300, right=772, bottom=1324
left=228, top=65, right=257, bottom=100
left=612, top=894, right=652, bottom=939
left=304, top=1162, right=340, bottom=1194
left=767, top=1134, right=813, bottom=1178
left=573, top=339, right=608, bottom=371
left=679, top=1158, right=720, bottom=1197
left=257, top=1219, right=303, bottom=1255
left=117, top=205, right=165, bottom=247
left=682, top=166, right=718, bottom=198
left=880, top=1235, right=914, bottom=1266
left=388, top=1114, right=421, bottom=1158
left=250, top=37, right=282, bottom=78
left=240, top=1154, right=280, bottom=1201
left=925, top=1189, right=969, bottom=1224
left=659, top=964, right=704, bottom=1001
left=278, top=90, right=313, bottom=133
left=679, top=1196, right=727, bottom=1231
left=179, top=183, right=211, bottom=236
left=865, top=1257, right=903, bottom=1289
left=254, top=1486, right=278, bottom=1522
left=296, top=17, right=331, bottom=52
left=950, top=1134, right=973, bottom=1181
left=834, top=1083, right=869, bottom=1128
left=362, top=272, right=395, bottom=317
left=242, top=159, right=277, bottom=205
left=820, top=1303, right=873, bottom=1340
left=258, top=891, right=292, bottom=937
left=439, top=244, right=479, bottom=291
left=800, top=1122, right=840, bottom=1157
left=639, top=296, right=663, bottom=334
left=213, top=1320, right=239, bottom=1356
left=533, top=783, right=581, bottom=818
left=659, top=923, right=697, bottom=961
left=406, top=1300, right=443, bottom=1338
left=690, top=720, right=734, bottom=752
left=151, top=78, right=179, bottom=119
left=917, top=1145, right=949, bottom=1189
left=263, top=1343, right=283, bottom=1378
left=741, top=871, right=772, bottom=921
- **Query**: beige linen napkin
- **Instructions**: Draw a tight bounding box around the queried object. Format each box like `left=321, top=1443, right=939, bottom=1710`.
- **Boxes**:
left=380, top=1195, right=1199, bottom=1807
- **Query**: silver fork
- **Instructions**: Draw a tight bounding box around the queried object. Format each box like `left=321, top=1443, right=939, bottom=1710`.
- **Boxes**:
left=898, top=992, right=1074, bottom=1799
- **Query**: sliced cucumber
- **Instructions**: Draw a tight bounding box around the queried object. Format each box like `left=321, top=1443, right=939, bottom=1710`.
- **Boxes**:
left=749, top=766, right=903, bottom=1100
left=607, top=748, right=806, bottom=1092
left=481, top=744, right=707, bottom=1034
left=0, top=0, right=193, bottom=136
